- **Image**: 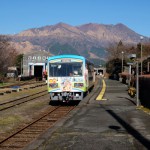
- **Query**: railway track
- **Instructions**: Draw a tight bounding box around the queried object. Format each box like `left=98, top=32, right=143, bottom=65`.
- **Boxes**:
left=0, top=105, right=76, bottom=150
left=0, top=80, right=42, bottom=89
left=0, top=77, right=102, bottom=150
left=0, top=81, right=46, bottom=95
left=0, top=90, right=48, bottom=111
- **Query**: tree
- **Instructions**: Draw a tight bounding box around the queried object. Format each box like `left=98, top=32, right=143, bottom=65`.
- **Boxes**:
left=14, top=54, right=24, bottom=75
left=107, top=40, right=126, bottom=60
left=107, top=40, right=138, bottom=60
left=0, top=35, right=18, bottom=77
left=106, top=58, right=122, bottom=80
left=142, top=43, right=150, bottom=57
left=106, top=40, right=130, bottom=79
left=136, top=43, right=141, bottom=58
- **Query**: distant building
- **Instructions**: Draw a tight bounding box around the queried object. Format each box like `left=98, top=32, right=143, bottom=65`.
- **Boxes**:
left=23, top=51, right=53, bottom=78
left=94, top=67, right=106, bottom=75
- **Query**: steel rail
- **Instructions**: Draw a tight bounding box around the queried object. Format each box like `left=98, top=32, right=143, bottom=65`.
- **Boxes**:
left=0, top=90, right=48, bottom=111
left=0, top=106, right=76, bottom=149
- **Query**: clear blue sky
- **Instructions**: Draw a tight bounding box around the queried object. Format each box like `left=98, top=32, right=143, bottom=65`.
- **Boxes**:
left=0, top=0, right=150, bottom=37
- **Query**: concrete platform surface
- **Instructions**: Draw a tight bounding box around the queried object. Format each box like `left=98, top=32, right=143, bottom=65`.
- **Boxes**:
left=24, top=78, right=150, bottom=150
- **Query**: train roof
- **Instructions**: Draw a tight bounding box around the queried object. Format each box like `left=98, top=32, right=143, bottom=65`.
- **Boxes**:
left=47, top=54, right=85, bottom=61
left=47, top=54, right=94, bottom=65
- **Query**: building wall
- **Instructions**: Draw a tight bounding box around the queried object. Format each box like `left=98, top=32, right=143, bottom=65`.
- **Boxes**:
left=23, top=51, right=52, bottom=76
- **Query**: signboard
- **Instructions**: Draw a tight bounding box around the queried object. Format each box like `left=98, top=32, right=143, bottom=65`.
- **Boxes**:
left=28, top=56, right=48, bottom=60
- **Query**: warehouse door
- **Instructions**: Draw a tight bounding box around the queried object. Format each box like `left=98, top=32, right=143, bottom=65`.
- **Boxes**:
left=34, top=65, right=43, bottom=81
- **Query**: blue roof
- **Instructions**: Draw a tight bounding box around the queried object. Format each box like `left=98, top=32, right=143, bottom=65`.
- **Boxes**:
left=47, top=54, right=85, bottom=61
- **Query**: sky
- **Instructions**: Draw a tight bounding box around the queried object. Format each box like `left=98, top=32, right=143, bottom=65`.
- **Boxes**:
left=0, top=0, right=150, bottom=37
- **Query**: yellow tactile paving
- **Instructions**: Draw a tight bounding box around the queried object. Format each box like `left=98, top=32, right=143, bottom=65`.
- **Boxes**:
left=96, top=79, right=106, bottom=100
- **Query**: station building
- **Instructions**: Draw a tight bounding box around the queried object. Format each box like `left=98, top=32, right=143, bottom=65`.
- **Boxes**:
left=23, top=50, right=53, bottom=78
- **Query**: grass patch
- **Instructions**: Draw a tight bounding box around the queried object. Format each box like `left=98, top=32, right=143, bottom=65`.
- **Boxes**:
left=137, top=105, right=150, bottom=114
left=0, top=115, right=22, bottom=132
left=0, top=83, right=6, bottom=87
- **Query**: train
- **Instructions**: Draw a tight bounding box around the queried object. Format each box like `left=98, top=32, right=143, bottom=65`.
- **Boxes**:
left=47, top=54, right=95, bottom=102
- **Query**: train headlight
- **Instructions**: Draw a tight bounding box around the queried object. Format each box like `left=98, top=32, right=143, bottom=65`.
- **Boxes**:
left=74, top=83, right=84, bottom=88
left=49, top=83, right=58, bottom=88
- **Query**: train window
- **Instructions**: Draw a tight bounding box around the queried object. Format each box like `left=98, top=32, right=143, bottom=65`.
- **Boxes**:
left=73, top=64, right=82, bottom=76
left=58, top=65, right=61, bottom=69
left=49, top=62, right=83, bottom=77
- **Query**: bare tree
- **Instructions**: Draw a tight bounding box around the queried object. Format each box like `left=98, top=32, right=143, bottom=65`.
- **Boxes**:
left=142, top=43, right=150, bottom=58
left=107, top=40, right=138, bottom=61
left=0, top=35, right=18, bottom=77
left=107, top=40, right=127, bottom=60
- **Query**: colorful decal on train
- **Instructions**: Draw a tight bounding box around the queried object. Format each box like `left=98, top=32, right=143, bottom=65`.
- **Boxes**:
left=61, top=77, right=72, bottom=91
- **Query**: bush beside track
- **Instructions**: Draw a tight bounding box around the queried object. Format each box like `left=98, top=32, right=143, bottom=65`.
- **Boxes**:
left=139, top=75, right=150, bottom=109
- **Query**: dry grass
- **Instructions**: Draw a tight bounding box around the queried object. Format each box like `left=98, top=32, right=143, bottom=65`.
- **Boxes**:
left=0, top=85, right=50, bottom=135
left=137, top=105, right=150, bottom=115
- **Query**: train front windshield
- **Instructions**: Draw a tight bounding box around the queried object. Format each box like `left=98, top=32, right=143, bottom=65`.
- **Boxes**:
left=49, top=62, right=83, bottom=77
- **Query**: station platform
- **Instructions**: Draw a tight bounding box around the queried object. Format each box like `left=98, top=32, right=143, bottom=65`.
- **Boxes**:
left=24, top=78, right=150, bottom=150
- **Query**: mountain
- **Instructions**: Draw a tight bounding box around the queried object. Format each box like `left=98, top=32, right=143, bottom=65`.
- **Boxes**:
left=9, top=22, right=147, bottom=65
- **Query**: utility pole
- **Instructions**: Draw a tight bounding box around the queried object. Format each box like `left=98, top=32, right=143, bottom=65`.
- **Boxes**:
left=140, top=36, right=143, bottom=75
left=121, top=51, right=124, bottom=72
left=136, top=60, right=140, bottom=107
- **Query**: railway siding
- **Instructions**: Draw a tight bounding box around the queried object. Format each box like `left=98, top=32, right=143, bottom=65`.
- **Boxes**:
left=0, top=82, right=46, bottom=95
left=0, top=88, right=12, bottom=95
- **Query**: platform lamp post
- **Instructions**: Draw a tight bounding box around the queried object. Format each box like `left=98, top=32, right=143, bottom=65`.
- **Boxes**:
left=140, top=36, right=143, bottom=75
left=134, top=38, right=141, bottom=107
left=128, top=54, right=140, bottom=107
left=136, top=60, right=140, bottom=107
left=121, top=51, right=124, bottom=72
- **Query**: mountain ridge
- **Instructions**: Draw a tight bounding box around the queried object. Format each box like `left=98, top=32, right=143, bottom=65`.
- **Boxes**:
left=8, top=22, right=148, bottom=65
